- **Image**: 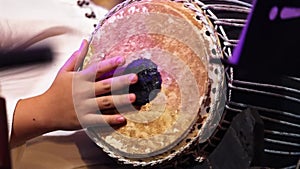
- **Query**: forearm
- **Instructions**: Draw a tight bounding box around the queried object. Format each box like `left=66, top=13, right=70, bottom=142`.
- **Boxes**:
left=10, top=94, right=55, bottom=147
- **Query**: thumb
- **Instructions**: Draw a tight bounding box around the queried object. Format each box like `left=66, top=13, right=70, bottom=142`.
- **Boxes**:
left=62, top=39, right=89, bottom=71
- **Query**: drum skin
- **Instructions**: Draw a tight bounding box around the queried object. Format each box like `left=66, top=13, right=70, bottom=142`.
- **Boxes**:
left=80, top=0, right=226, bottom=166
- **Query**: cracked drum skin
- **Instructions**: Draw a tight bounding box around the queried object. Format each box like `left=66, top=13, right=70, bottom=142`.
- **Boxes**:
left=79, top=0, right=226, bottom=167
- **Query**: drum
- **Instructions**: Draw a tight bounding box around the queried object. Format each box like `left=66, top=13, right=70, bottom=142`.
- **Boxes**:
left=78, top=0, right=227, bottom=167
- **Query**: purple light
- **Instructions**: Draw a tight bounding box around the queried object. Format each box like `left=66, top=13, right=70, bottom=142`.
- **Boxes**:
left=269, top=6, right=278, bottom=21
left=229, top=0, right=257, bottom=65
left=280, top=7, right=300, bottom=20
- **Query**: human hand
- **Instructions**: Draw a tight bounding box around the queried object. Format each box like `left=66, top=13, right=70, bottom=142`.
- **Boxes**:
left=44, top=39, right=138, bottom=130
left=11, top=40, right=137, bottom=146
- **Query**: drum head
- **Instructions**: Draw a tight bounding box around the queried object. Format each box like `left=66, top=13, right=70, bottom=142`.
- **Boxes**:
left=78, top=0, right=226, bottom=166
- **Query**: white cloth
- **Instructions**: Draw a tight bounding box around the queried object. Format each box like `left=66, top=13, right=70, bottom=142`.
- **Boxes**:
left=0, top=0, right=108, bottom=138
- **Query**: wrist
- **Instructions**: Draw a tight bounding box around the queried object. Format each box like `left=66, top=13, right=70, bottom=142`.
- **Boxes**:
left=37, top=90, right=61, bottom=132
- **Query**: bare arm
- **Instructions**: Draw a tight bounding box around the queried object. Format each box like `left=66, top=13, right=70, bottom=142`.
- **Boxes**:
left=10, top=40, right=137, bottom=147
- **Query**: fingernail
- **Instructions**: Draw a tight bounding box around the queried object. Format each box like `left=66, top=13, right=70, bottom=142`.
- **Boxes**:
left=116, top=56, right=125, bottom=65
left=116, top=116, right=125, bottom=123
left=129, top=74, right=137, bottom=83
left=129, top=94, right=136, bottom=102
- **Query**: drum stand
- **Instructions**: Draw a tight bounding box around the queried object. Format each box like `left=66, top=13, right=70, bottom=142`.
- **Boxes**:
left=192, top=1, right=300, bottom=168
